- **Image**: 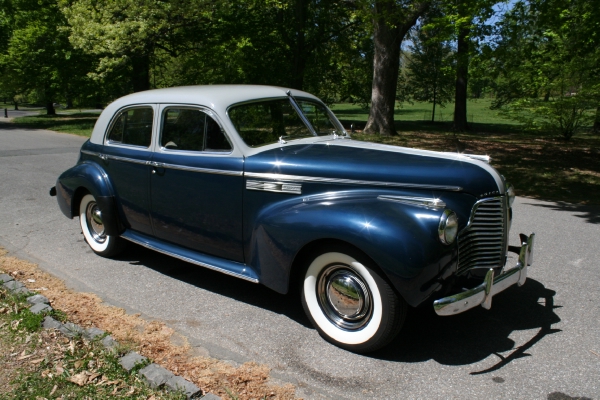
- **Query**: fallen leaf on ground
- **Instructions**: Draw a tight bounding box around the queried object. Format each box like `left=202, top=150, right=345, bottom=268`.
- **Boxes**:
left=68, top=371, right=91, bottom=386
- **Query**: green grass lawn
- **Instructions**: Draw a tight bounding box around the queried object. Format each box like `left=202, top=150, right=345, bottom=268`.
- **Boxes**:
left=12, top=112, right=100, bottom=136
left=331, top=98, right=518, bottom=125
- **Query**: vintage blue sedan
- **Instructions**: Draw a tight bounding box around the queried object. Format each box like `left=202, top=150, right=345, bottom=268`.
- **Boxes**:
left=51, top=85, right=534, bottom=352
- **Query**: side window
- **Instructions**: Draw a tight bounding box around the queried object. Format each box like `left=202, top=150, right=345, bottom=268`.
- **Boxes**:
left=107, top=107, right=153, bottom=147
left=161, top=108, right=232, bottom=152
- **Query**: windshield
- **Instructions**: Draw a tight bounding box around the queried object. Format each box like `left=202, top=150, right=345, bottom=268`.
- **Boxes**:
left=228, top=98, right=342, bottom=148
left=296, top=100, right=340, bottom=136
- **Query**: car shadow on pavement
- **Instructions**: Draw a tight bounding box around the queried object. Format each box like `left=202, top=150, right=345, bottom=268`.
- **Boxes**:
left=523, top=201, right=600, bottom=224
left=371, top=278, right=561, bottom=371
left=117, top=243, right=560, bottom=371
left=116, top=242, right=312, bottom=327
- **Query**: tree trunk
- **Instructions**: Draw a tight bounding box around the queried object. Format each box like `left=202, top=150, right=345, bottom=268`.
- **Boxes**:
left=131, top=53, right=151, bottom=92
left=432, top=87, right=437, bottom=122
left=46, top=102, right=56, bottom=115
left=66, top=91, right=73, bottom=109
left=13, top=100, right=18, bottom=111
left=364, top=4, right=401, bottom=136
left=593, top=106, right=600, bottom=133
left=453, top=26, right=470, bottom=131
left=290, top=0, right=307, bottom=90
left=365, top=1, right=430, bottom=136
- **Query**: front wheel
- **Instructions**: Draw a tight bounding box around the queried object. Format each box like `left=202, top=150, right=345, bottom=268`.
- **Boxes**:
left=301, top=247, right=406, bottom=353
left=79, top=193, right=125, bottom=257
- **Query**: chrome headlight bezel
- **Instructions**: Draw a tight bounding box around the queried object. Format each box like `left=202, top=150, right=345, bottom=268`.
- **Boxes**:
left=506, top=183, right=515, bottom=207
left=438, top=210, right=458, bottom=245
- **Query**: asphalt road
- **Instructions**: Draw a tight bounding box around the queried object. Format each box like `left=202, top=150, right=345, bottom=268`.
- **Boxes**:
left=0, top=125, right=598, bottom=399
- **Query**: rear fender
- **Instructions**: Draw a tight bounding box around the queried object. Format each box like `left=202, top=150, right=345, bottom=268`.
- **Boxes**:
left=247, top=190, right=458, bottom=306
left=56, top=161, right=121, bottom=236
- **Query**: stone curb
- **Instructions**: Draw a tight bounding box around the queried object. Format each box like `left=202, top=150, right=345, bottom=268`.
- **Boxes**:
left=120, top=351, right=148, bottom=371
left=2, top=273, right=217, bottom=400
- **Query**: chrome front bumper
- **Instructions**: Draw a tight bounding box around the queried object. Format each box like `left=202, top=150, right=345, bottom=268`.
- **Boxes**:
left=433, top=233, right=535, bottom=316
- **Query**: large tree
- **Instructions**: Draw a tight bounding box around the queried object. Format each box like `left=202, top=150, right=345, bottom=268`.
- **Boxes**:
left=0, top=0, right=92, bottom=114
left=437, top=0, right=498, bottom=131
left=64, top=0, right=214, bottom=93
left=363, top=0, right=430, bottom=136
left=176, top=0, right=365, bottom=100
left=490, top=0, right=600, bottom=139
left=403, top=9, right=455, bottom=121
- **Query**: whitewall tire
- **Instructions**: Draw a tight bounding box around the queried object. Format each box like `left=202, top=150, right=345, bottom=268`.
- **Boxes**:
left=79, top=193, right=125, bottom=257
left=301, top=247, right=406, bottom=353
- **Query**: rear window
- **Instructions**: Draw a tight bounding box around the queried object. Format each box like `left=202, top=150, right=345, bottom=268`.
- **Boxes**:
left=106, top=107, right=153, bottom=148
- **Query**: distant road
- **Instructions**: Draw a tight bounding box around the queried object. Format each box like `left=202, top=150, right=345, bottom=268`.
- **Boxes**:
left=1, top=108, right=41, bottom=119
left=0, top=125, right=599, bottom=399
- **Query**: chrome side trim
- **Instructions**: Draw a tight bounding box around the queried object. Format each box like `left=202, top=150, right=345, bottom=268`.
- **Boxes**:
left=433, top=233, right=535, bottom=316
left=82, top=150, right=242, bottom=176
left=159, top=162, right=243, bottom=176
left=244, top=172, right=463, bottom=191
left=378, top=195, right=446, bottom=209
left=246, top=180, right=302, bottom=194
left=81, top=149, right=101, bottom=158
left=120, top=233, right=259, bottom=283
left=106, top=154, right=148, bottom=165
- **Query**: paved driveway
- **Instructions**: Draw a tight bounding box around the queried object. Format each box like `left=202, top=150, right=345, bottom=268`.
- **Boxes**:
left=0, top=125, right=598, bottom=399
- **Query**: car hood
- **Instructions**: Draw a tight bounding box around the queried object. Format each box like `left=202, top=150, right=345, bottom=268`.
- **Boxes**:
left=244, top=139, right=504, bottom=198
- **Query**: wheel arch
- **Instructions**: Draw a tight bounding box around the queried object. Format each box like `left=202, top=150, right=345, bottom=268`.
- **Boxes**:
left=57, top=162, right=123, bottom=236
left=288, top=238, right=405, bottom=302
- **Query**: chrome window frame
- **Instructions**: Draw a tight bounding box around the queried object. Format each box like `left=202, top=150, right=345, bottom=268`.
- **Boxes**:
left=156, top=105, right=234, bottom=157
left=226, top=96, right=339, bottom=148
left=103, top=104, right=156, bottom=151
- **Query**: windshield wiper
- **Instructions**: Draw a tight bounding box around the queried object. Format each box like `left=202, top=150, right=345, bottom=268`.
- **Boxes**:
left=286, top=90, right=318, bottom=137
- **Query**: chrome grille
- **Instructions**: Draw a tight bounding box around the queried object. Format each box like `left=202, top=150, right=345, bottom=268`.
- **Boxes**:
left=457, top=197, right=507, bottom=275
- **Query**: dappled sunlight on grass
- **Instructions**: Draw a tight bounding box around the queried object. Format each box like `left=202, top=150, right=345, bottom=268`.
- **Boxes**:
left=12, top=112, right=99, bottom=136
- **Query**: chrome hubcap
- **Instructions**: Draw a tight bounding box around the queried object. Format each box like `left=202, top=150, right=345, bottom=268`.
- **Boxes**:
left=317, top=264, right=372, bottom=330
left=85, top=201, right=106, bottom=243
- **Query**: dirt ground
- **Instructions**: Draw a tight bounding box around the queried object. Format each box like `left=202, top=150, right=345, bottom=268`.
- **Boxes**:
left=0, top=249, right=297, bottom=399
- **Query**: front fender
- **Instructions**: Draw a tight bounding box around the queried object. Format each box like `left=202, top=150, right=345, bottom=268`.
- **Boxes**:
left=247, top=189, right=463, bottom=306
left=55, top=161, right=121, bottom=236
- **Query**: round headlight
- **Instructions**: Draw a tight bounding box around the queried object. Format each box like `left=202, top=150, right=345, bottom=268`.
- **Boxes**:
left=506, top=184, right=515, bottom=207
left=439, top=210, right=458, bottom=245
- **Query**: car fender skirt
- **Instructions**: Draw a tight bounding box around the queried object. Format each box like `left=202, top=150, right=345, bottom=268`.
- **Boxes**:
left=94, top=196, right=121, bottom=236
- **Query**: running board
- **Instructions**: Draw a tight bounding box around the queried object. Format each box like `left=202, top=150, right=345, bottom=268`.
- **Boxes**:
left=120, top=230, right=259, bottom=283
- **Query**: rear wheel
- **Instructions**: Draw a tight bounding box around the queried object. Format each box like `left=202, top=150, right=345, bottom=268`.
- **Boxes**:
left=301, top=247, right=406, bottom=353
left=79, top=193, right=125, bottom=257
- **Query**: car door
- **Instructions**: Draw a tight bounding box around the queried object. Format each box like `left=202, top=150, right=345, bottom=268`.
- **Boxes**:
left=102, top=105, right=156, bottom=236
left=149, top=105, right=245, bottom=263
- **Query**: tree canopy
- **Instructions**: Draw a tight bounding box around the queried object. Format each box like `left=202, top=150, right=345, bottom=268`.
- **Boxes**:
left=0, top=0, right=597, bottom=138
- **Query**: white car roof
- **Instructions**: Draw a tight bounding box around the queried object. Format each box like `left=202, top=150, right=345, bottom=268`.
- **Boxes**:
left=89, top=85, right=321, bottom=147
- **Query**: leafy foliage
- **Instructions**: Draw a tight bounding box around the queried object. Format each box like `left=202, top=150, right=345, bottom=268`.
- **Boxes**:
left=489, top=0, right=600, bottom=139
left=0, top=0, right=96, bottom=113
left=402, top=8, right=455, bottom=121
